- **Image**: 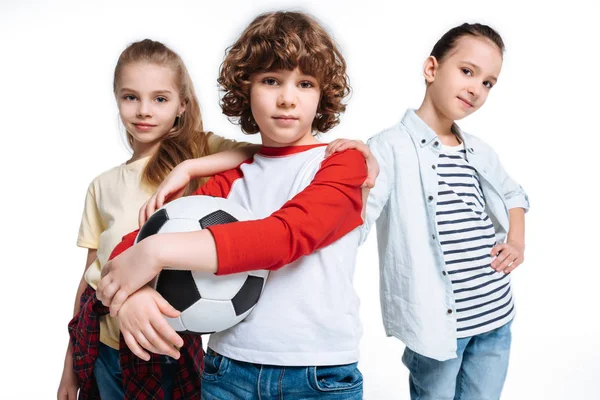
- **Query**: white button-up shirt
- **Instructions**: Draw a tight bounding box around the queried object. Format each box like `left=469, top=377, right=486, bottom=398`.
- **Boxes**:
left=362, top=109, right=530, bottom=361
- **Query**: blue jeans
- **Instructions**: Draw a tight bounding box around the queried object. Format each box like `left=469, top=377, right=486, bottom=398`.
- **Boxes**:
left=402, top=321, right=512, bottom=400
left=201, top=348, right=363, bottom=399
left=94, top=342, right=177, bottom=400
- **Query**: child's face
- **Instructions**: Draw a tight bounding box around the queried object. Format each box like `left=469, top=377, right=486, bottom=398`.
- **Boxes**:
left=116, top=62, right=185, bottom=147
left=427, top=36, right=502, bottom=121
left=249, top=68, right=321, bottom=147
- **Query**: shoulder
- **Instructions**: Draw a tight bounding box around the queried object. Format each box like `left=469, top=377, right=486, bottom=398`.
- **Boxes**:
left=85, top=164, right=123, bottom=193
left=368, top=121, right=412, bottom=150
left=461, top=131, right=499, bottom=157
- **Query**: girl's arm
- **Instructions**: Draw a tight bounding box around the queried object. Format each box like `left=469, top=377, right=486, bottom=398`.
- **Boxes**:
left=58, top=249, right=97, bottom=400
left=139, top=145, right=260, bottom=226
left=491, top=208, right=526, bottom=273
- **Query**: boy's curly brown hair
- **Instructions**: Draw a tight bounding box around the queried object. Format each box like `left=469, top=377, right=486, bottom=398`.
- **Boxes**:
left=218, top=11, right=350, bottom=134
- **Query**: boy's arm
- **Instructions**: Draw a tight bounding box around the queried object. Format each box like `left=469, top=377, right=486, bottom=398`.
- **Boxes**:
left=98, top=150, right=366, bottom=314
left=139, top=146, right=259, bottom=226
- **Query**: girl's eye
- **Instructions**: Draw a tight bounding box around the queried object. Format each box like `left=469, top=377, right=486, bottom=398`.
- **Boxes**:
left=461, top=68, right=473, bottom=76
left=156, top=96, right=168, bottom=103
left=299, top=81, right=314, bottom=89
left=483, top=81, right=493, bottom=89
left=263, top=78, right=278, bottom=86
left=123, top=94, right=137, bottom=101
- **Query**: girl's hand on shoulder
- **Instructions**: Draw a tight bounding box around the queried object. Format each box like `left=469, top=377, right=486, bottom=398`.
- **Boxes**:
left=118, top=286, right=184, bottom=361
left=490, top=241, right=525, bottom=274
left=325, top=139, right=379, bottom=189
left=139, top=161, right=192, bottom=227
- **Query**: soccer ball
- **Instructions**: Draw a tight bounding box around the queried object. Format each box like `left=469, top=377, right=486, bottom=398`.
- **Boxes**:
left=135, top=195, right=269, bottom=334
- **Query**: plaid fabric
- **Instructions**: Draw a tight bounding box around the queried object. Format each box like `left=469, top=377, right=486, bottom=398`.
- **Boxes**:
left=68, top=285, right=204, bottom=400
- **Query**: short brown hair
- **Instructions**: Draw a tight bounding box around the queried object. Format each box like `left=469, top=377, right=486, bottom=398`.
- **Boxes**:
left=218, top=11, right=350, bottom=134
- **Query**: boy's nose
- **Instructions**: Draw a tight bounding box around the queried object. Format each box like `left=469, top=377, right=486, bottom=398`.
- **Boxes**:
left=277, top=85, right=297, bottom=107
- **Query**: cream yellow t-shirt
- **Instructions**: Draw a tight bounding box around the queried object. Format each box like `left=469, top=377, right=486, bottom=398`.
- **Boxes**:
left=77, top=134, right=245, bottom=349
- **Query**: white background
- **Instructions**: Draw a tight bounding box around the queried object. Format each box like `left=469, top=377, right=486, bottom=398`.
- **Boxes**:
left=1, top=0, right=598, bottom=398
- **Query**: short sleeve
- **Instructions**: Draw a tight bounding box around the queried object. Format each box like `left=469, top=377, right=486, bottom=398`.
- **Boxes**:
left=77, top=182, right=104, bottom=249
left=206, top=133, right=251, bottom=154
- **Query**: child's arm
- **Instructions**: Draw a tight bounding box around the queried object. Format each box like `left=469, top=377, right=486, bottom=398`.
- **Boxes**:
left=58, top=249, right=97, bottom=399
left=491, top=207, right=525, bottom=273
left=117, top=285, right=183, bottom=361
left=139, top=145, right=260, bottom=226
left=97, top=150, right=367, bottom=316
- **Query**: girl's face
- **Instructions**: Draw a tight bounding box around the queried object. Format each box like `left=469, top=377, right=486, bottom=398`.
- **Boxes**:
left=426, top=36, right=503, bottom=121
left=249, top=67, right=321, bottom=147
left=116, top=62, right=185, bottom=148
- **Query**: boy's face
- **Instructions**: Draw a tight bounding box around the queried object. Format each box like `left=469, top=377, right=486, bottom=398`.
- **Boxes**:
left=249, top=68, right=321, bottom=147
left=427, top=36, right=502, bottom=121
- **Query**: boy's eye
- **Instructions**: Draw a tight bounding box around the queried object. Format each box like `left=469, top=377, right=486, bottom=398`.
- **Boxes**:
left=156, top=96, right=168, bottom=103
left=123, top=94, right=137, bottom=101
left=263, top=78, right=278, bottom=86
left=461, top=68, right=473, bottom=76
left=298, top=81, right=314, bottom=89
left=483, top=81, right=493, bottom=89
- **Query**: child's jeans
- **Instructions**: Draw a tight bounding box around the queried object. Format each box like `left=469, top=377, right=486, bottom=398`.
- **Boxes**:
left=94, top=342, right=177, bottom=400
left=201, top=348, right=363, bottom=399
left=402, top=320, right=512, bottom=400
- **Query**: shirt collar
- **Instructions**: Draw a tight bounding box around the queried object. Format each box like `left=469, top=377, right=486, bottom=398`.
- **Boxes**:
left=401, top=109, right=470, bottom=152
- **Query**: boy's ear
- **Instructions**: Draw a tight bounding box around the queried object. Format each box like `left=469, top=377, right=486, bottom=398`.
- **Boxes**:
left=423, top=56, right=438, bottom=84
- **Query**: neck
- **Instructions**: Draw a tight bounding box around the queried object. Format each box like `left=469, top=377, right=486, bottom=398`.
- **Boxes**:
left=129, top=140, right=161, bottom=164
left=415, top=96, right=457, bottom=144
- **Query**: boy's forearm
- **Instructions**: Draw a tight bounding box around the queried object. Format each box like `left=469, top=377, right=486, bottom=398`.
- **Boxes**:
left=153, top=230, right=218, bottom=274
left=507, top=208, right=525, bottom=249
left=185, top=146, right=260, bottom=178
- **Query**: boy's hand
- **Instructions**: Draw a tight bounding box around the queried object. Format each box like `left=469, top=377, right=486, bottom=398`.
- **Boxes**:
left=139, top=161, right=191, bottom=227
left=491, top=241, right=525, bottom=273
left=325, top=139, right=379, bottom=189
left=97, top=238, right=162, bottom=316
left=118, top=286, right=184, bottom=361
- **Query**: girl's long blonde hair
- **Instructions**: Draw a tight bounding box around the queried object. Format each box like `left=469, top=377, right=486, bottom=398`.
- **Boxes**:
left=114, top=39, right=212, bottom=192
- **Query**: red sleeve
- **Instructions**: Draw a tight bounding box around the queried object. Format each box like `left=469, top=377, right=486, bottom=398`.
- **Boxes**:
left=108, top=230, right=139, bottom=261
left=207, top=149, right=367, bottom=275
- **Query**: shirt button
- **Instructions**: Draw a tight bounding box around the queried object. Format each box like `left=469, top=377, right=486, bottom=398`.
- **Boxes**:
left=421, top=139, right=426, bottom=144
left=432, top=165, right=436, bottom=170
left=442, top=271, right=447, bottom=276
left=428, top=195, right=434, bottom=201
left=431, top=234, right=436, bottom=239
left=447, top=309, right=453, bottom=314
left=434, top=141, right=439, bottom=146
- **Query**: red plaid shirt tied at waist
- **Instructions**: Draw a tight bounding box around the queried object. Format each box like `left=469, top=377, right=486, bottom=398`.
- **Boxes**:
left=68, top=285, right=204, bottom=399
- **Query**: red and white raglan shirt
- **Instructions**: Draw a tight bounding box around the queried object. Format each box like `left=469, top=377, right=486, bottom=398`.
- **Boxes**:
left=111, top=144, right=367, bottom=366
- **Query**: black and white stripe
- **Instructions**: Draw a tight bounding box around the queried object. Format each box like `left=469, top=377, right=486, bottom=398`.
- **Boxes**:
left=436, top=144, right=515, bottom=337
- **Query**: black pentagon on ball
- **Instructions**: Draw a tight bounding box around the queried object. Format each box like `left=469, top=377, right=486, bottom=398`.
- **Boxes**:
left=232, top=275, right=265, bottom=316
left=155, top=270, right=201, bottom=311
left=199, top=210, right=238, bottom=228
left=137, top=208, right=169, bottom=242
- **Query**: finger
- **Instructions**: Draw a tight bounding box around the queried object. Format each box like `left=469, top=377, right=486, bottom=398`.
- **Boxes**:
left=334, top=140, right=360, bottom=152
left=325, top=139, right=342, bottom=155
left=68, top=388, right=77, bottom=399
left=505, top=257, right=523, bottom=274
left=361, top=177, right=375, bottom=189
left=139, top=200, right=149, bottom=227
left=143, top=323, right=181, bottom=359
left=490, top=244, right=506, bottom=258
left=494, top=251, right=514, bottom=272
left=492, top=251, right=511, bottom=271
left=122, top=330, right=151, bottom=361
left=145, top=196, right=157, bottom=222
left=153, top=317, right=184, bottom=350
left=109, top=289, right=130, bottom=317
left=155, top=295, right=181, bottom=319
left=100, top=261, right=112, bottom=279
